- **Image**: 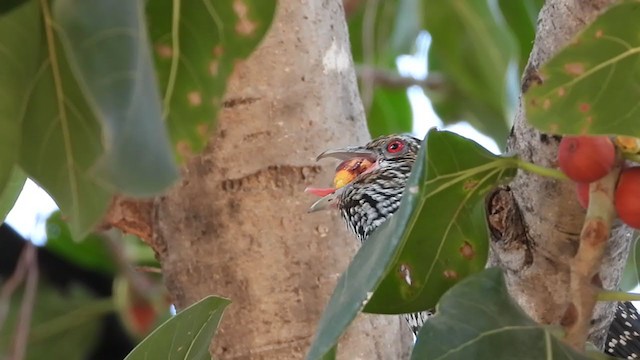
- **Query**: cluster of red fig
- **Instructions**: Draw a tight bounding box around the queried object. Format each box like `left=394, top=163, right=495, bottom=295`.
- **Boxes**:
left=558, top=136, right=640, bottom=229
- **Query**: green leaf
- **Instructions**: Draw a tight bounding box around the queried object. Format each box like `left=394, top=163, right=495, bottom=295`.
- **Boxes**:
left=424, top=0, right=519, bottom=145
left=0, top=1, right=39, bottom=202
left=0, top=284, right=106, bottom=360
left=306, top=129, right=516, bottom=359
left=498, top=0, right=544, bottom=70
left=525, top=1, right=640, bottom=136
left=45, top=211, right=115, bottom=274
left=122, top=233, right=159, bottom=267
left=347, top=0, right=417, bottom=136
left=411, top=268, right=589, bottom=359
left=146, top=0, right=277, bottom=160
left=348, top=0, right=421, bottom=66
left=320, top=346, right=336, bottom=360
left=19, top=1, right=111, bottom=239
left=365, top=130, right=515, bottom=313
left=367, top=87, right=413, bottom=137
left=53, top=0, right=178, bottom=196
left=621, top=235, right=640, bottom=291
left=426, top=81, right=510, bottom=149
left=125, top=295, right=230, bottom=360
left=0, top=0, right=28, bottom=15
left=0, top=167, right=26, bottom=223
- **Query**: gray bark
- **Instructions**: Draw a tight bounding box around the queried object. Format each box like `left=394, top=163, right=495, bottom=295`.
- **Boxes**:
left=488, top=0, right=634, bottom=349
left=152, top=0, right=413, bottom=359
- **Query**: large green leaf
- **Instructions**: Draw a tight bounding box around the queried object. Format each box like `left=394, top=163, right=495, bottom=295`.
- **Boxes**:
left=348, top=0, right=417, bottom=136
left=621, top=235, right=640, bottom=291
left=0, top=0, right=29, bottom=15
left=19, top=0, right=111, bottom=239
left=0, top=284, right=105, bottom=360
left=348, top=0, right=421, bottom=66
left=525, top=1, right=640, bottom=136
left=45, top=211, right=115, bottom=274
left=424, top=0, right=519, bottom=146
left=146, top=0, right=276, bottom=160
left=365, top=130, right=515, bottom=313
left=0, top=1, right=39, bottom=204
left=411, top=268, right=589, bottom=360
left=306, top=129, right=516, bottom=359
left=368, top=87, right=413, bottom=137
left=53, top=0, right=178, bottom=195
left=426, top=80, right=510, bottom=148
left=0, top=167, right=26, bottom=223
left=498, top=0, right=544, bottom=70
left=125, top=296, right=230, bottom=360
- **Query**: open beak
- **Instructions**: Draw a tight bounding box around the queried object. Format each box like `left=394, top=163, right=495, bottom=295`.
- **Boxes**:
left=316, top=147, right=377, bottom=162
left=306, top=146, right=378, bottom=213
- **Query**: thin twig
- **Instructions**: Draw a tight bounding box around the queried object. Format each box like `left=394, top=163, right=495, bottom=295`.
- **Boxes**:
left=0, top=244, right=33, bottom=332
left=563, top=164, right=620, bottom=350
left=102, top=231, right=154, bottom=297
left=134, top=266, right=163, bottom=274
left=356, top=66, right=445, bottom=91
left=10, top=243, right=38, bottom=360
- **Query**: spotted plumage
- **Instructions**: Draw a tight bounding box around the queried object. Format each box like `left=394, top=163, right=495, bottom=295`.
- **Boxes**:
left=311, top=134, right=640, bottom=358
left=607, top=302, right=640, bottom=358
left=336, top=135, right=420, bottom=242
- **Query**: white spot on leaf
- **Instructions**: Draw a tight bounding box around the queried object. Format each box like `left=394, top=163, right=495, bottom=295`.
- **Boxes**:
left=400, top=264, right=412, bottom=286
left=362, top=291, right=373, bottom=307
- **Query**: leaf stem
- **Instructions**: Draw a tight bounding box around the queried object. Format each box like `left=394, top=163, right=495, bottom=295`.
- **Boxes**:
left=598, top=291, right=640, bottom=302
left=622, top=152, right=640, bottom=163
left=512, top=159, right=568, bottom=180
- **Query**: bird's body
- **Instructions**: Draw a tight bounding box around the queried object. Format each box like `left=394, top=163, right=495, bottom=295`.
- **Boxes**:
left=308, top=134, right=640, bottom=357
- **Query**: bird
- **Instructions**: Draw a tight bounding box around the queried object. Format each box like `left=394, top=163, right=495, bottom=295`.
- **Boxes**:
left=306, top=133, right=640, bottom=357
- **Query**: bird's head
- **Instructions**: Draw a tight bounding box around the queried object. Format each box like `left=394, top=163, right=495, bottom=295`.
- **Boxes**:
left=306, top=134, right=421, bottom=241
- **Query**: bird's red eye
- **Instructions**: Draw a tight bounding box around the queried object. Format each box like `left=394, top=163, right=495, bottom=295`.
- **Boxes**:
left=386, top=140, right=404, bottom=154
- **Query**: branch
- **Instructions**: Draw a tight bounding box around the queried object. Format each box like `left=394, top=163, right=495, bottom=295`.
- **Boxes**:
left=563, top=164, right=620, bottom=350
left=355, top=65, right=445, bottom=91
left=11, top=243, right=38, bottom=360
left=0, top=244, right=32, bottom=331
left=100, top=196, right=153, bottom=245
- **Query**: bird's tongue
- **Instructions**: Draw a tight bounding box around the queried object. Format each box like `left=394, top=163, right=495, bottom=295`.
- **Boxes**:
left=305, top=187, right=336, bottom=197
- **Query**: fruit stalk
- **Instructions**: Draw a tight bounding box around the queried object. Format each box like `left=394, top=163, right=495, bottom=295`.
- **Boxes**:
left=563, top=164, right=620, bottom=350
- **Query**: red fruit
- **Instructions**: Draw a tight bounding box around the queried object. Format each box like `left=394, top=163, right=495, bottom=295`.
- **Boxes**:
left=130, top=303, right=156, bottom=334
left=615, top=167, right=640, bottom=229
left=558, top=136, right=615, bottom=183
left=575, top=182, right=589, bottom=209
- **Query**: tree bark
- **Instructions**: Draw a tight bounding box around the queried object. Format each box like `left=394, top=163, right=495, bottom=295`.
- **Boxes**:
left=151, top=1, right=413, bottom=359
left=488, top=0, right=634, bottom=349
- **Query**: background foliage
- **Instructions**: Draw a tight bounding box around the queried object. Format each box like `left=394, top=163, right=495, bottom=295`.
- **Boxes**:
left=1, top=0, right=639, bottom=359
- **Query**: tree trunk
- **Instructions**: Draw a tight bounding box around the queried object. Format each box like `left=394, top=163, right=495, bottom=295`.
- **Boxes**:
left=488, top=0, right=633, bottom=349
left=151, top=0, right=413, bottom=359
